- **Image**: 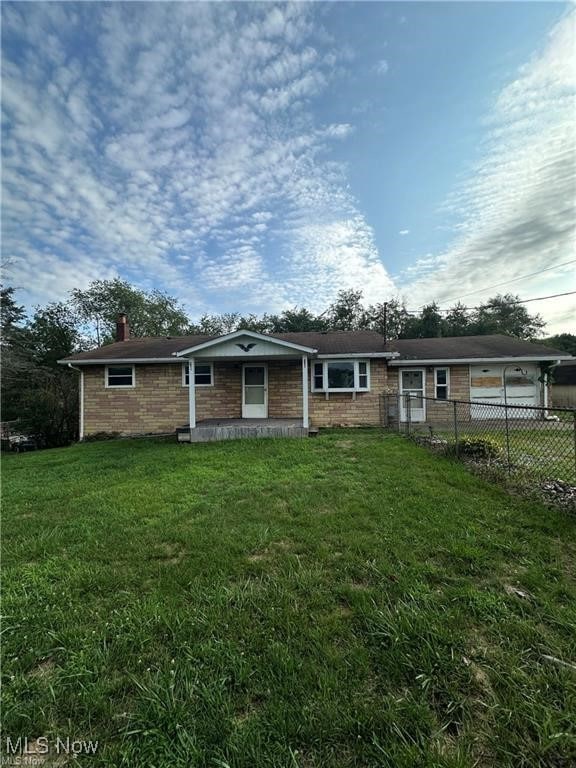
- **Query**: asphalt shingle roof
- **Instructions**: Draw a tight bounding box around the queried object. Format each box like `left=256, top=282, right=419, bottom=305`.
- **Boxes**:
left=60, top=330, right=389, bottom=361
left=390, top=334, right=569, bottom=361
left=60, top=331, right=570, bottom=363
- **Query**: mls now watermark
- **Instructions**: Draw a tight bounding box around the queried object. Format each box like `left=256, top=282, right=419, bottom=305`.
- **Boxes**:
left=3, top=736, right=99, bottom=761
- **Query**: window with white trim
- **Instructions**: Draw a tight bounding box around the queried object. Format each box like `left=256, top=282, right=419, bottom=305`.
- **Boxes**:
left=434, top=367, right=449, bottom=400
left=311, top=360, right=370, bottom=392
left=182, top=362, right=214, bottom=387
left=106, top=365, right=134, bottom=388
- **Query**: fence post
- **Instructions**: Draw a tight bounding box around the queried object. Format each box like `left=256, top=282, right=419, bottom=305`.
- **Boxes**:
left=504, top=400, right=511, bottom=475
left=406, top=393, right=411, bottom=436
left=573, top=411, right=576, bottom=477
left=397, top=393, right=402, bottom=433
left=453, top=400, right=459, bottom=458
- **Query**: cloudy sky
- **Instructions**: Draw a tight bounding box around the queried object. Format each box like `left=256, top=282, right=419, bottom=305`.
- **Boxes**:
left=2, top=2, right=575, bottom=333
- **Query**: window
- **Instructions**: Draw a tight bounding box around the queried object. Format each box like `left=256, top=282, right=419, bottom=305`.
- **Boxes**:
left=311, top=360, right=370, bottom=392
left=182, top=362, right=213, bottom=387
left=434, top=368, right=449, bottom=400
left=106, top=365, right=134, bottom=388
left=313, top=362, right=324, bottom=391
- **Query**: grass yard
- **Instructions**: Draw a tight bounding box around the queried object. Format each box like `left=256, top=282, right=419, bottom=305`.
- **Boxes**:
left=2, top=430, right=576, bottom=767
left=428, top=423, right=576, bottom=484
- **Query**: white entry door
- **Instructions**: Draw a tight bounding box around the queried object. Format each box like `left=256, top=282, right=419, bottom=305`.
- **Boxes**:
left=399, top=369, right=426, bottom=422
left=242, top=364, right=268, bottom=418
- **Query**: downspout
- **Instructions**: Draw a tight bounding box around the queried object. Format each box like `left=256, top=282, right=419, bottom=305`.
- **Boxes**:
left=67, top=363, right=84, bottom=441
left=543, top=360, right=561, bottom=419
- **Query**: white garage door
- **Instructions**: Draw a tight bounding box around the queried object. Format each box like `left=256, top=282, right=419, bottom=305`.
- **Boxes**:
left=470, top=364, right=540, bottom=419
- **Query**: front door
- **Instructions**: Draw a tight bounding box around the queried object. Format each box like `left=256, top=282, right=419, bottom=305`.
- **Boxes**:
left=242, top=364, right=268, bottom=418
left=399, top=368, right=426, bottom=422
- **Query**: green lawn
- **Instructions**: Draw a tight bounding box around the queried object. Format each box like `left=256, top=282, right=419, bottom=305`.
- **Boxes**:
left=2, top=431, right=576, bottom=767
left=427, top=423, right=576, bottom=484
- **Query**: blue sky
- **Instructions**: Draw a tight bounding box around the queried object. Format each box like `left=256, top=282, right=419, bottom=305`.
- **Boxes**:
left=2, top=2, right=575, bottom=332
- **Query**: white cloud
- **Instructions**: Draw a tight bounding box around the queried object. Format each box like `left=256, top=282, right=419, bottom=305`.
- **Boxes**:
left=401, top=10, right=576, bottom=334
left=375, top=59, right=389, bottom=76
left=2, top=2, right=394, bottom=315
left=399, top=229, right=410, bottom=236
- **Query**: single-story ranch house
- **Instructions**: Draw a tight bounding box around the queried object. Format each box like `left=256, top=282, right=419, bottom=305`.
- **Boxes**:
left=60, top=315, right=572, bottom=441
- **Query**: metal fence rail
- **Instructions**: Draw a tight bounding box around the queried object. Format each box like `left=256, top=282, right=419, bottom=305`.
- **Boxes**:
left=381, top=394, right=576, bottom=485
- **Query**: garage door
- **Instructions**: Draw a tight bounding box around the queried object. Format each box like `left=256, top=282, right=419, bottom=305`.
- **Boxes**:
left=470, top=364, right=540, bottom=419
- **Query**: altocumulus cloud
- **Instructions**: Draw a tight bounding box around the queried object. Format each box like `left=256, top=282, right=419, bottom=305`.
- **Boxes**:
left=1, top=2, right=394, bottom=314
left=401, top=10, right=575, bottom=331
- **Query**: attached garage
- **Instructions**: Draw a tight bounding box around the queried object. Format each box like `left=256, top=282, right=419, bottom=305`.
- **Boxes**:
left=469, top=364, right=541, bottom=419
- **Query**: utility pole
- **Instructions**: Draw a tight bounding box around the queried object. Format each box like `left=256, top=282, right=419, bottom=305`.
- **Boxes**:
left=382, top=302, right=388, bottom=344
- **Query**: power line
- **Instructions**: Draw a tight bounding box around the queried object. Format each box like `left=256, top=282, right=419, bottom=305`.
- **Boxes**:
left=428, top=258, right=576, bottom=307
left=407, top=290, right=576, bottom=315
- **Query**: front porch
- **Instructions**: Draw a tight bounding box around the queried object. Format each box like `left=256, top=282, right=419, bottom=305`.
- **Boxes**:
left=176, top=418, right=308, bottom=443
left=175, top=329, right=318, bottom=443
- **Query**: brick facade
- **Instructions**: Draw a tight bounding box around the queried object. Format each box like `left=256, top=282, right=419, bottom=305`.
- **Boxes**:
left=387, top=364, right=471, bottom=423
left=309, top=360, right=387, bottom=427
left=84, top=362, right=244, bottom=435
left=82, top=359, right=479, bottom=437
left=82, top=358, right=391, bottom=436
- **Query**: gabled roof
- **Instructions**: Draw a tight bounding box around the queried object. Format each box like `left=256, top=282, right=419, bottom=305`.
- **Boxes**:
left=174, top=329, right=317, bottom=356
left=389, top=334, right=572, bottom=364
left=58, top=331, right=572, bottom=366
left=58, top=329, right=391, bottom=363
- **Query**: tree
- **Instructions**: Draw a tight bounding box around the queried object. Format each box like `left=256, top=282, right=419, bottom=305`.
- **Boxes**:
left=444, top=302, right=472, bottom=337
left=1, top=286, right=29, bottom=422
left=541, top=333, right=576, bottom=356
left=364, top=299, right=410, bottom=340
left=4, top=301, right=84, bottom=446
left=269, top=307, right=328, bottom=333
left=1, top=286, right=26, bottom=335
left=400, top=303, right=445, bottom=339
left=326, top=289, right=368, bottom=331
left=471, top=293, right=545, bottom=340
left=26, top=302, right=83, bottom=367
left=71, top=278, right=191, bottom=344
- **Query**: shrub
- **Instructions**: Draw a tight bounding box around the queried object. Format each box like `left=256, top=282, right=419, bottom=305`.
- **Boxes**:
left=83, top=431, right=121, bottom=442
left=457, top=437, right=501, bottom=460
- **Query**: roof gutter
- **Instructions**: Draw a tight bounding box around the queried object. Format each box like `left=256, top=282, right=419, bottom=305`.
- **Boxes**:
left=57, top=357, right=183, bottom=365
left=317, top=352, right=399, bottom=359
left=388, top=355, right=574, bottom=366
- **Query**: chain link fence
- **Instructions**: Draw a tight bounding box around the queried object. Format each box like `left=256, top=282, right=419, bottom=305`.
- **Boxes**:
left=381, top=393, right=576, bottom=486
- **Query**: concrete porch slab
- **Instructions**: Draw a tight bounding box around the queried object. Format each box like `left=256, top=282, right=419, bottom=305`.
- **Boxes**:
left=176, top=418, right=308, bottom=443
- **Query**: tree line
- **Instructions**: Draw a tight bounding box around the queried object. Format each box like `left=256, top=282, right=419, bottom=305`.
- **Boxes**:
left=1, top=278, right=573, bottom=447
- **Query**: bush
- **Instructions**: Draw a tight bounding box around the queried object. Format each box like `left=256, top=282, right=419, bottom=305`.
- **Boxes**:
left=457, top=437, right=501, bottom=460
left=83, top=431, right=121, bottom=442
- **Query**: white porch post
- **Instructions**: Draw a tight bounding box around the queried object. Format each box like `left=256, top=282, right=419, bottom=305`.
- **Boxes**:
left=301, top=355, right=309, bottom=429
left=188, top=358, right=196, bottom=435
left=79, top=370, right=84, bottom=441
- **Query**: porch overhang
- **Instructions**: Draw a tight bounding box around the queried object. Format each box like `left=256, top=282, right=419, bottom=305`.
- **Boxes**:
left=173, top=329, right=317, bottom=359
left=179, top=330, right=314, bottom=435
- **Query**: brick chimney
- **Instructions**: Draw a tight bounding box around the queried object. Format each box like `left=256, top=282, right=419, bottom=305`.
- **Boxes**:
left=116, top=313, right=130, bottom=342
